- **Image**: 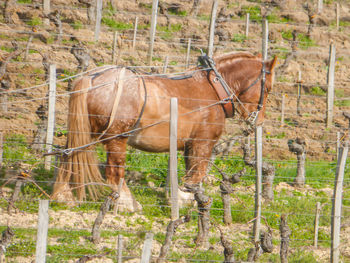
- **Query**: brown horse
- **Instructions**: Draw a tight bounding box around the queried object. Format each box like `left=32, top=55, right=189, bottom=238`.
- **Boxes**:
left=52, top=52, right=277, bottom=210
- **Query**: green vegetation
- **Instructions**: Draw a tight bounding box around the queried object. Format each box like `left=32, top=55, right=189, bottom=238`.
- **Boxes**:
left=18, top=0, right=32, bottom=3
left=281, top=30, right=316, bottom=49
left=157, top=23, right=182, bottom=40
left=310, top=86, right=326, bottom=96
left=335, top=99, right=350, bottom=107
left=0, top=46, right=15, bottom=53
left=72, top=20, right=83, bottom=30
left=231, top=33, right=247, bottom=43
left=101, top=17, right=133, bottom=31
left=1, top=129, right=349, bottom=263
left=26, top=16, right=42, bottom=26
left=168, top=8, right=187, bottom=17
left=241, top=5, right=261, bottom=21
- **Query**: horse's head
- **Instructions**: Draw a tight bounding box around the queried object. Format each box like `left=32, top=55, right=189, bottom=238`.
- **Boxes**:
left=216, top=53, right=277, bottom=125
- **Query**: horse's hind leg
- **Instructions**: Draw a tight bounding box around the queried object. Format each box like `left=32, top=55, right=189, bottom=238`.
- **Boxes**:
left=105, top=138, right=141, bottom=212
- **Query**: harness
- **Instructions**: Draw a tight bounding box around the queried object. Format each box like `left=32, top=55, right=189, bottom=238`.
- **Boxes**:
left=91, top=67, right=147, bottom=139
left=198, top=54, right=269, bottom=125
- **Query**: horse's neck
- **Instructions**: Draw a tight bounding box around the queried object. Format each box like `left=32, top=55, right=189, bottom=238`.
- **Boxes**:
left=217, top=58, right=260, bottom=93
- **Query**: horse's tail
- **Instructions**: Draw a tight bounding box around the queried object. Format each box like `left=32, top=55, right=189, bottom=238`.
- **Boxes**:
left=52, top=77, right=104, bottom=201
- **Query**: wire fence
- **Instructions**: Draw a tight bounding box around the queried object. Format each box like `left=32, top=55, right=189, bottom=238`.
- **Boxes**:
left=1, top=0, right=350, bottom=262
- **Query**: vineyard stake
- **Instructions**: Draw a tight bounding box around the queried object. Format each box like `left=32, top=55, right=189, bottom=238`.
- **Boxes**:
left=208, top=0, right=218, bottom=58
left=148, top=0, right=159, bottom=65
left=141, top=232, right=154, bottom=263
left=0, top=132, right=3, bottom=167
left=94, top=0, right=102, bottom=42
left=253, top=125, right=262, bottom=242
left=43, top=0, right=50, bottom=26
left=35, top=200, right=49, bottom=263
left=117, top=234, right=123, bottom=263
left=185, top=38, right=191, bottom=69
left=44, top=64, right=56, bottom=170
left=163, top=56, right=169, bottom=74
left=169, top=98, right=179, bottom=220
left=245, top=13, right=250, bottom=38
left=262, top=18, right=268, bottom=60
left=132, top=17, right=139, bottom=50
left=112, top=31, right=118, bottom=64
left=336, top=3, right=340, bottom=31
left=331, top=146, right=348, bottom=263
left=318, top=0, right=323, bottom=14
left=326, top=43, right=336, bottom=128
left=281, top=94, right=285, bottom=126
left=314, top=202, right=321, bottom=248
left=297, top=70, right=302, bottom=116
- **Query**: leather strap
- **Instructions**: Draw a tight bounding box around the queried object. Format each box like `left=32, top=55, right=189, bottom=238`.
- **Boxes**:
left=208, top=70, right=235, bottom=118
left=98, top=67, right=126, bottom=139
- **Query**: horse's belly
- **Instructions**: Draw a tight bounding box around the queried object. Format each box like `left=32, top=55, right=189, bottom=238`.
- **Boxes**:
left=127, top=127, right=187, bottom=153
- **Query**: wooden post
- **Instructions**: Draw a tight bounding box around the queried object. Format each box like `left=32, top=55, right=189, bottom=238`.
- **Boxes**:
left=336, top=131, right=340, bottom=159
left=169, top=98, right=179, bottom=220
left=245, top=13, right=250, bottom=38
left=94, top=0, right=102, bottom=42
left=117, top=234, right=123, bottom=263
left=43, top=0, right=50, bottom=26
left=253, top=126, right=262, bottom=243
left=141, top=232, right=154, bottom=263
left=318, top=0, right=323, bottom=14
left=112, top=31, right=118, bottom=64
left=148, top=0, right=159, bottom=65
left=185, top=38, right=191, bottom=69
left=262, top=19, right=268, bottom=60
left=336, top=3, right=340, bottom=31
left=297, top=71, right=302, bottom=116
left=35, top=200, right=49, bottom=263
left=0, top=132, right=3, bottom=167
left=163, top=56, right=169, bottom=74
left=207, top=0, right=218, bottom=58
left=132, top=17, right=138, bottom=50
left=331, top=146, right=348, bottom=263
left=44, top=64, right=56, bottom=170
left=314, top=202, right=321, bottom=248
left=326, top=43, right=336, bottom=128
left=281, top=94, right=285, bottom=126
left=0, top=91, right=7, bottom=113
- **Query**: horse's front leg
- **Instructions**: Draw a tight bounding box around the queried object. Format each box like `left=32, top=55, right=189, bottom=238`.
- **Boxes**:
left=105, top=138, right=141, bottom=212
left=182, top=139, right=216, bottom=192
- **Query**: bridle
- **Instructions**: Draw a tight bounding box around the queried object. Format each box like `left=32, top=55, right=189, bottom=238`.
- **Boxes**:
left=199, top=54, right=270, bottom=126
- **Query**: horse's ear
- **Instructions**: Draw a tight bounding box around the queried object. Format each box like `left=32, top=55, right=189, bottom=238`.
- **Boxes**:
left=269, top=56, right=278, bottom=72
left=256, top=53, right=262, bottom=58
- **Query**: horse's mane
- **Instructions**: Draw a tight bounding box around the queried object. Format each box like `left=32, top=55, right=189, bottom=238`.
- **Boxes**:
left=214, top=51, right=259, bottom=70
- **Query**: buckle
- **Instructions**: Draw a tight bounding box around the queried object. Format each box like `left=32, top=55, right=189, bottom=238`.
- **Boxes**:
left=247, top=111, right=259, bottom=125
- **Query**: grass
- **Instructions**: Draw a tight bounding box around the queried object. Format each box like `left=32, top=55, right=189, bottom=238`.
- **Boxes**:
left=101, top=17, right=133, bottom=31
left=231, top=33, right=247, bottom=43
left=309, top=86, right=326, bottom=96
left=1, top=134, right=349, bottom=262
left=335, top=99, right=350, bottom=107
left=157, top=23, right=182, bottom=40
left=281, top=30, right=316, bottom=49
left=25, top=16, right=42, bottom=26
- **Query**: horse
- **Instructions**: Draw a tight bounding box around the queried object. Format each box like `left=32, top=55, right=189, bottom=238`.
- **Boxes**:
left=52, top=52, right=277, bottom=211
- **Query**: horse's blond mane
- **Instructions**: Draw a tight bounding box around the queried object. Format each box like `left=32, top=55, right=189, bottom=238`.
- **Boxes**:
left=214, top=51, right=260, bottom=70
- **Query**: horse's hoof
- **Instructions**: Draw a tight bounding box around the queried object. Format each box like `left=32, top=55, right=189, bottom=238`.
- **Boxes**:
left=116, top=190, right=142, bottom=212
left=178, top=188, right=195, bottom=208
left=51, top=184, right=76, bottom=206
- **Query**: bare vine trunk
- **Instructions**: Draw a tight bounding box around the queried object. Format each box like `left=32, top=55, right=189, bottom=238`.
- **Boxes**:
left=194, top=190, right=212, bottom=249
